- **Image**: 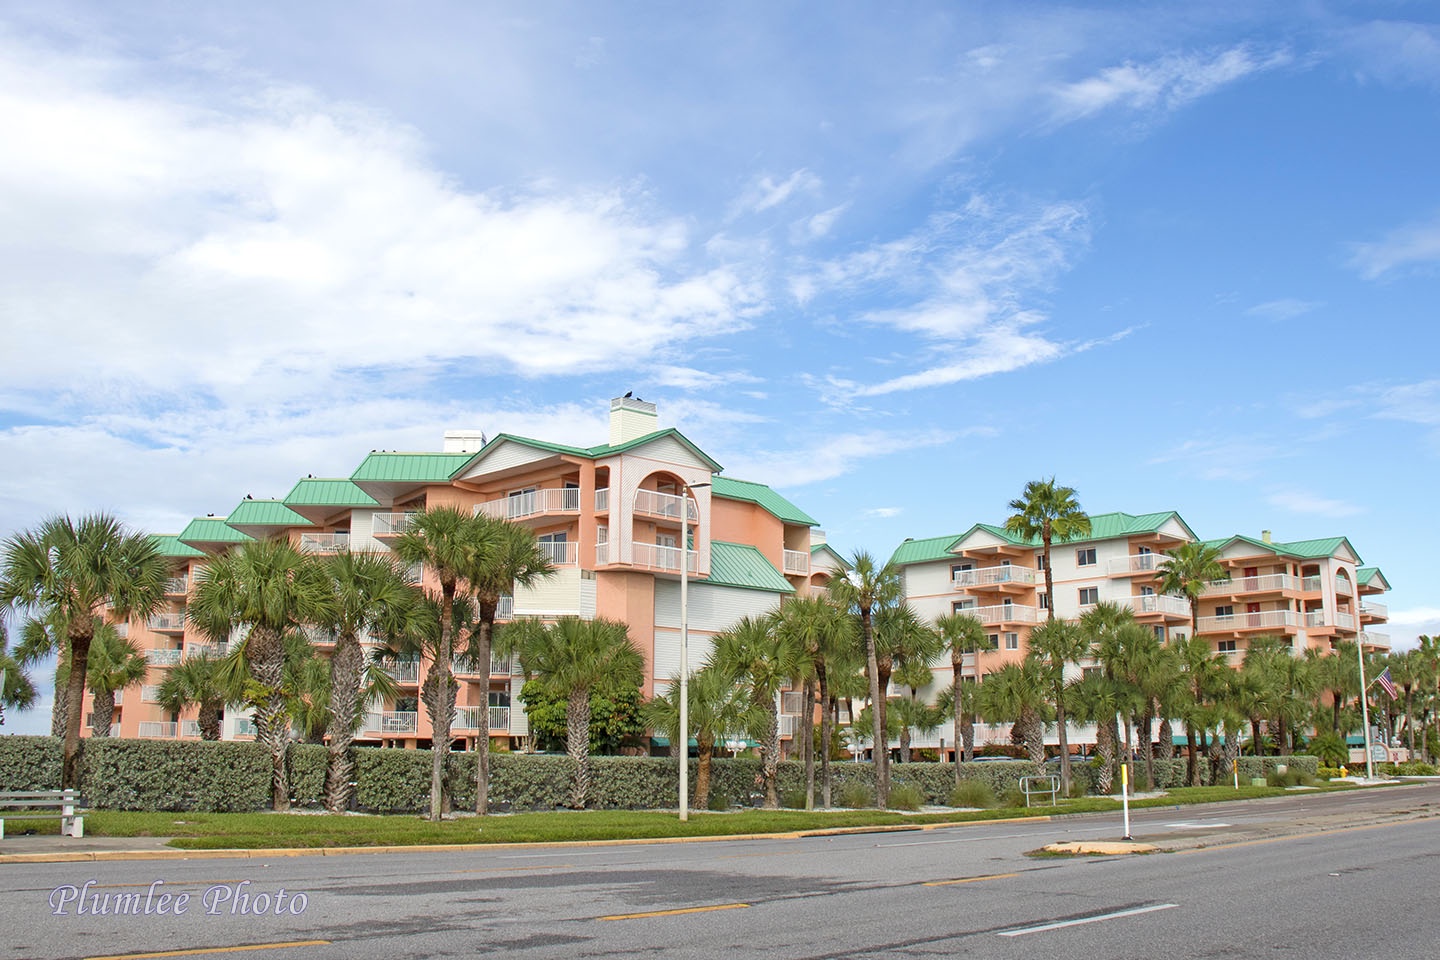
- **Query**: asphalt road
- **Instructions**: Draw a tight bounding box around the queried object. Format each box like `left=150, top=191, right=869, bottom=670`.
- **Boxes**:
left=2, top=783, right=1437, bottom=960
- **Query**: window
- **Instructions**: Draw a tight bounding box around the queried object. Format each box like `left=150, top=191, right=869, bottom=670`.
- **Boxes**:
left=1005, top=632, right=1019, bottom=650
left=1038, top=593, right=1049, bottom=610
left=951, top=600, right=975, bottom=615
left=1076, top=548, right=1097, bottom=567
left=1035, top=553, right=1046, bottom=570
left=951, top=563, right=972, bottom=582
left=1215, top=605, right=1234, bottom=618
left=1153, top=625, right=1166, bottom=639
left=1218, top=640, right=1237, bottom=653
left=987, top=634, right=999, bottom=649
left=488, top=689, right=511, bottom=708
left=1079, top=587, right=1099, bottom=606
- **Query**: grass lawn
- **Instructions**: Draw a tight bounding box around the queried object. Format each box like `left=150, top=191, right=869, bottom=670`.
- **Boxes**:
left=40, top=782, right=1360, bottom=850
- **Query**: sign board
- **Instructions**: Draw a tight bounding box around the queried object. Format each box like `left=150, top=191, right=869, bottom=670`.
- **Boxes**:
left=1370, top=744, right=1389, bottom=764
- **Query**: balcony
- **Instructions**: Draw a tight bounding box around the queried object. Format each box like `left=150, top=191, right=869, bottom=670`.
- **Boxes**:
left=371, top=512, right=417, bottom=539
left=453, top=655, right=517, bottom=677
left=164, top=576, right=189, bottom=596
left=630, top=542, right=698, bottom=575
left=952, top=565, right=1036, bottom=589
left=973, top=604, right=1042, bottom=626
left=456, top=706, right=511, bottom=732
left=496, top=595, right=514, bottom=620
left=1106, top=554, right=1164, bottom=577
left=1335, top=612, right=1355, bottom=631
left=187, top=643, right=228, bottom=660
left=1361, top=601, right=1388, bottom=621
left=147, top=612, right=186, bottom=634
left=1360, top=631, right=1391, bottom=650
left=145, top=648, right=183, bottom=666
left=141, top=685, right=160, bottom=702
left=383, top=661, right=421, bottom=684
left=180, top=720, right=202, bottom=738
left=114, top=622, right=129, bottom=638
left=594, top=488, right=610, bottom=513
left=138, top=721, right=178, bottom=739
left=538, top=540, right=578, bottom=566
left=633, top=489, right=698, bottom=523
left=783, top=549, right=810, bottom=576
left=369, top=711, right=418, bottom=734
left=476, top=488, right=582, bottom=522
left=1196, top=610, right=1300, bottom=634
left=234, top=718, right=258, bottom=737
left=1121, top=594, right=1191, bottom=618
left=298, top=532, right=350, bottom=554
left=1201, top=574, right=1318, bottom=598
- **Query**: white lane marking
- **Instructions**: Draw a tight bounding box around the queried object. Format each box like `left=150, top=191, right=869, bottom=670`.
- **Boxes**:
left=997, top=903, right=1179, bottom=937
left=881, top=825, right=1113, bottom=847
left=1165, top=822, right=1232, bottom=829
left=498, top=851, right=615, bottom=859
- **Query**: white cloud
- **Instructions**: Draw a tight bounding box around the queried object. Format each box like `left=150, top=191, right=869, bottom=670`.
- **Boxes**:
left=1389, top=607, right=1440, bottom=627
left=864, top=507, right=903, bottom=519
left=1266, top=488, right=1365, bottom=519
left=1341, top=20, right=1440, bottom=89
left=723, top=429, right=958, bottom=488
left=1348, top=214, right=1440, bottom=278
left=1245, top=298, right=1321, bottom=321
left=649, top=366, right=762, bottom=391
left=733, top=168, right=822, bottom=217
left=1051, top=44, right=1290, bottom=123
left=791, top=204, right=849, bottom=244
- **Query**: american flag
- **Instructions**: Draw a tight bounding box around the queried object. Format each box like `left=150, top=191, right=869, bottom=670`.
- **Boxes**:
left=1375, top=667, right=1398, bottom=700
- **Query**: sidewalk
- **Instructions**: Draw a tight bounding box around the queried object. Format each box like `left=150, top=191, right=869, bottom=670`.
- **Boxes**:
left=0, top=833, right=182, bottom=863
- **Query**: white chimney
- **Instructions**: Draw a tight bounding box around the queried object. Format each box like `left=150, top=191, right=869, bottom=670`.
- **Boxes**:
left=609, top=396, right=658, bottom=445
left=443, top=430, right=487, bottom=454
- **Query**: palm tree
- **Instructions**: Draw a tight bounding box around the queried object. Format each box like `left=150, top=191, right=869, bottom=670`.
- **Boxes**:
left=1069, top=671, right=1123, bottom=792
left=1172, top=633, right=1227, bottom=785
left=644, top=664, right=747, bottom=810
left=889, top=672, right=944, bottom=764
left=875, top=603, right=941, bottom=761
left=0, top=620, right=38, bottom=725
left=156, top=654, right=231, bottom=741
left=828, top=551, right=902, bottom=807
left=977, top=660, right=1049, bottom=763
left=390, top=506, right=490, bottom=821
left=0, top=514, right=168, bottom=788
left=772, top=594, right=853, bottom=809
left=318, top=550, right=417, bottom=813
left=189, top=538, right=333, bottom=811
left=85, top=625, right=148, bottom=737
left=709, top=614, right=805, bottom=809
left=11, top=612, right=64, bottom=733
left=1157, top=541, right=1227, bottom=638
left=507, top=616, right=643, bottom=808
left=1025, top=618, right=1088, bottom=792
left=461, top=515, right=555, bottom=815
left=935, top=611, right=990, bottom=771
left=1005, top=478, right=1091, bottom=622
left=1388, top=649, right=1421, bottom=758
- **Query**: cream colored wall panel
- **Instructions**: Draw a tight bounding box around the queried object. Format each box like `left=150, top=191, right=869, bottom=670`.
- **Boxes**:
left=653, top=581, right=783, bottom=633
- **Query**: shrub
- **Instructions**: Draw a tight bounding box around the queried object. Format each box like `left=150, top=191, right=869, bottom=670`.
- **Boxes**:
left=707, top=792, right=732, bottom=811
left=838, top=781, right=875, bottom=808
left=287, top=744, right=329, bottom=807
left=1394, top=760, right=1438, bottom=776
left=0, top=736, right=63, bottom=791
left=1001, top=786, right=1026, bottom=808
left=81, top=739, right=271, bottom=811
left=781, top=789, right=808, bottom=809
left=1267, top=768, right=1314, bottom=788
left=1316, top=765, right=1347, bottom=779
left=947, top=780, right=995, bottom=809
left=887, top=783, right=924, bottom=811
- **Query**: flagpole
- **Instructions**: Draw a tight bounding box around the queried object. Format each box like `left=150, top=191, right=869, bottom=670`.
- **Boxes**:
left=1357, top=640, right=1374, bottom=780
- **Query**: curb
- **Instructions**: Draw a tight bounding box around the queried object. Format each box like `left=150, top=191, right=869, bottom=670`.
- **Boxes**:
left=0, top=815, right=1052, bottom=864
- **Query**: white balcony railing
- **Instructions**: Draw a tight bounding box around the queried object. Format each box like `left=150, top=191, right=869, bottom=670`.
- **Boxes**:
left=1122, top=594, right=1191, bottom=617
left=141, top=685, right=160, bottom=702
left=111, top=689, right=124, bottom=705
left=371, top=513, right=418, bottom=538
left=1335, top=578, right=1354, bottom=597
left=164, top=576, right=189, bottom=595
left=187, top=643, right=228, bottom=660
left=1202, top=574, right=1315, bottom=597
left=633, top=489, right=698, bottom=522
left=377, top=711, right=417, bottom=734
left=952, top=565, right=1036, bottom=588
left=538, top=540, right=578, bottom=566
left=973, top=604, right=1042, bottom=626
left=496, top=595, right=514, bottom=620
left=596, top=542, right=611, bottom=565
left=147, top=612, right=186, bottom=633
left=454, top=706, right=512, bottom=732
left=145, top=648, right=183, bottom=666
left=180, top=720, right=202, bottom=738
left=1335, top=612, right=1356, bottom=630
left=138, top=722, right=178, bottom=739
left=631, top=542, right=698, bottom=574
left=298, top=532, right=350, bottom=554
left=778, top=715, right=797, bottom=737
left=1106, top=554, right=1164, bottom=576
left=783, top=549, right=810, bottom=576
left=594, top=488, right=610, bottom=512
left=114, top=622, right=129, bottom=638
left=1304, top=610, right=1326, bottom=628
left=384, top=661, right=420, bottom=684
left=1196, top=610, right=1300, bottom=633
left=1361, top=602, right=1388, bottom=620
left=1361, top=631, right=1391, bottom=649
left=475, top=488, right=582, bottom=521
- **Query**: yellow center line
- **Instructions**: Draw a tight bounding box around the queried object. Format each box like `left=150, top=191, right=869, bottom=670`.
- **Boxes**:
left=923, top=872, right=1019, bottom=887
left=599, top=903, right=749, bottom=921
left=84, top=941, right=330, bottom=960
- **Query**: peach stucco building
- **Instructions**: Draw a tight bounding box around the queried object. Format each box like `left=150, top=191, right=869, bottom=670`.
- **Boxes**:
left=86, top=397, right=840, bottom=749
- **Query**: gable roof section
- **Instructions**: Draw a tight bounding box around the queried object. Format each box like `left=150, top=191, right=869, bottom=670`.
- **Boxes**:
left=1210, top=533, right=1363, bottom=564
left=703, top=541, right=795, bottom=593
left=1357, top=566, right=1389, bottom=590
left=284, top=478, right=380, bottom=508
left=351, top=451, right=475, bottom=503
left=710, top=476, right=817, bottom=526
left=1083, top=510, right=1198, bottom=542
left=456, top=428, right=723, bottom=478
left=890, top=534, right=964, bottom=566
left=225, top=499, right=313, bottom=538
left=179, top=517, right=253, bottom=550
left=151, top=535, right=206, bottom=559
left=811, top=542, right=850, bottom=571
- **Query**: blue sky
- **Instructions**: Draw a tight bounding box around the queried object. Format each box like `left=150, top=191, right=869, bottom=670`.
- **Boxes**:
left=3, top=3, right=1438, bottom=730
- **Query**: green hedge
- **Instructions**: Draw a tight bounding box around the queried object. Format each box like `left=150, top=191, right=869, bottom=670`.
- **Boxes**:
left=0, top=737, right=1322, bottom=813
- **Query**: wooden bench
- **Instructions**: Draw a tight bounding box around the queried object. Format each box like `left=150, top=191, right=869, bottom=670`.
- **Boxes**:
left=0, top=789, right=84, bottom=839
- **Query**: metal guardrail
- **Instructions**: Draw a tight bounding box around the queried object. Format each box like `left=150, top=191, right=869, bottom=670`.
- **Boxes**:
left=1019, top=774, right=1060, bottom=807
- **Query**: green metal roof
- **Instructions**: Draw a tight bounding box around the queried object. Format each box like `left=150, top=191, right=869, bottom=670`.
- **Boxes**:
left=178, top=517, right=253, bottom=547
left=1357, top=566, right=1388, bottom=589
left=710, top=476, right=817, bottom=527
left=351, top=451, right=475, bottom=483
left=889, top=534, right=963, bottom=566
left=151, top=535, right=206, bottom=559
left=703, top=541, right=795, bottom=594
left=1208, top=534, right=1362, bottom=564
left=226, top=499, right=312, bottom=530
left=461, top=428, right=725, bottom=474
left=283, top=478, right=380, bottom=508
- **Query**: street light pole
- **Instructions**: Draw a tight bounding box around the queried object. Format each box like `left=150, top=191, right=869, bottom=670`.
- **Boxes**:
left=678, top=480, right=710, bottom=821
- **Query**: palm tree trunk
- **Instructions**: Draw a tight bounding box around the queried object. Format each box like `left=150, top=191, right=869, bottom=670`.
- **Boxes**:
left=1023, top=708, right=1044, bottom=764
left=429, top=581, right=458, bottom=821
left=51, top=663, right=68, bottom=738
left=324, top=633, right=365, bottom=813
left=1251, top=718, right=1264, bottom=757
left=61, top=625, right=93, bottom=790
left=962, top=710, right=975, bottom=762
left=877, top=657, right=893, bottom=770
left=1042, top=527, right=1055, bottom=622
left=898, top=707, right=912, bottom=764
left=198, top=702, right=222, bottom=741
left=696, top=734, right=714, bottom=810
left=567, top=689, right=592, bottom=809
left=1156, top=718, right=1174, bottom=759
left=802, top=676, right=817, bottom=809
left=1095, top=716, right=1115, bottom=793
left=952, top=657, right=964, bottom=784
left=861, top=608, right=888, bottom=807
left=819, top=673, right=833, bottom=808
left=1186, top=720, right=1201, bottom=786
left=248, top=625, right=291, bottom=811
left=1055, top=686, right=1072, bottom=793
left=90, top=690, right=115, bottom=737
left=762, top=700, right=780, bottom=809
left=1138, top=707, right=1154, bottom=791
left=474, top=613, right=500, bottom=815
